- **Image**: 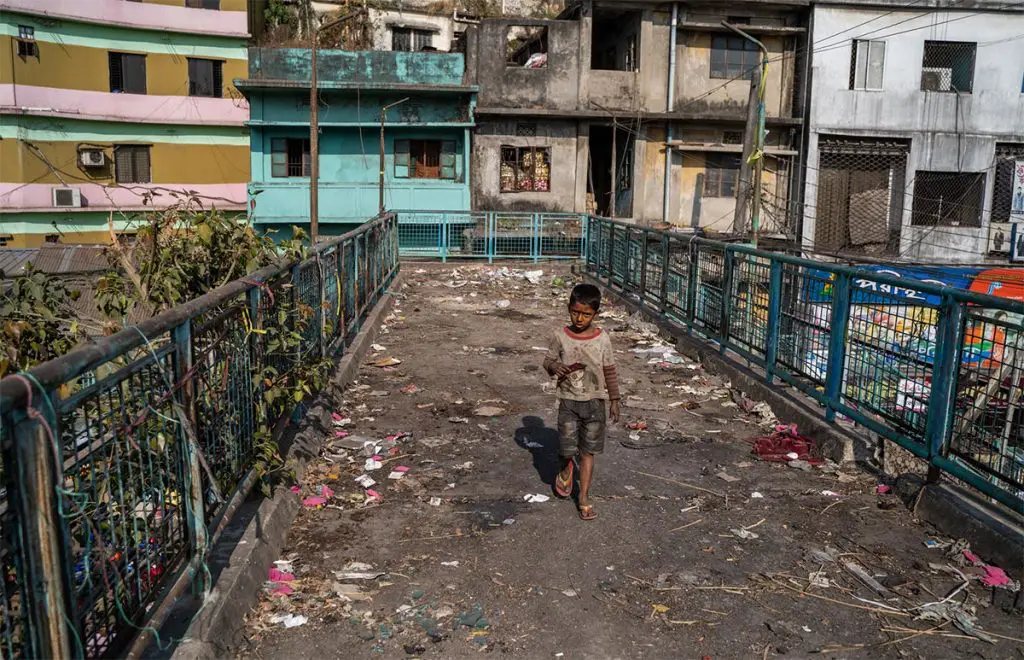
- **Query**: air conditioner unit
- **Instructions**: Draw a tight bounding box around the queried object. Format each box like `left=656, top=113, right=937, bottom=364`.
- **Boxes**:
left=921, top=67, right=950, bottom=91
left=79, top=149, right=105, bottom=168
left=52, top=187, right=82, bottom=208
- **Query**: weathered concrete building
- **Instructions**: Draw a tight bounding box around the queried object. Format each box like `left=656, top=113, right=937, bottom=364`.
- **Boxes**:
left=466, top=0, right=808, bottom=234
left=802, top=0, right=1024, bottom=263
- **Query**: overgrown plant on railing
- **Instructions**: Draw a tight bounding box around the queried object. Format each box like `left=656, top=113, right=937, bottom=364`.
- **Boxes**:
left=0, top=264, right=88, bottom=379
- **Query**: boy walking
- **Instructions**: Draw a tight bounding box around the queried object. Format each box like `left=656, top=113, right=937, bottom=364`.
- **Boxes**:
left=543, top=283, right=620, bottom=520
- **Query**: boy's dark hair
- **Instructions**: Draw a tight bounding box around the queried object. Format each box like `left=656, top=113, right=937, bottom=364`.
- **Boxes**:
left=569, top=283, right=602, bottom=311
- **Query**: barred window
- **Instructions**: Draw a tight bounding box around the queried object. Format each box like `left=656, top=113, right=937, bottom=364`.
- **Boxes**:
left=911, top=171, right=985, bottom=227
left=271, top=138, right=310, bottom=177
left=188, top=58, right=223, bottom=98
left=114, top=145, right=151, bottom=184
left=710, top=36, right=759, bottom=80
left=992, top=145, right=1024, bottom=223
left=703, top=153, right=740, bottom=197
left=921, top=41, right=976, bottom=93
left=500, top=146, right=550, bottom=192
left=109, top=52, right=147, bottom=94
left=392, top=27, right=432, bottom=52
left=394, top=140, right=456, bottom=179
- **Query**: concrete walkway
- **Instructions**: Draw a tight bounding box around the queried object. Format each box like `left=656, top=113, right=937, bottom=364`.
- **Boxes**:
left=240, top=263, right=1023, bottom=659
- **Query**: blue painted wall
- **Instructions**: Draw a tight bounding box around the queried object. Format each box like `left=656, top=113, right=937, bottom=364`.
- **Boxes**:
left=240, top=50, right=476, bottom=230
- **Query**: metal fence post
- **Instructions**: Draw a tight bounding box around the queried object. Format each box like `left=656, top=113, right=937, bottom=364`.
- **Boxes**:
left=607, top=224, right=616, bottom=285
left=686, top=238, right=699, bottom=331
left=719, top=248, right=734, bottom=352
left=172, top=320, right=208, bottom=562
left=764, top=260, right=783, bottom=384
left=924, top=296, right=965, bottom=482
left=487, top=212, right=495, bottom=264
left=533, top=213, right=540, bottom=263
left=11, top=401, right=75, bottom=659
left=659, top=233, right=670, bottom=315
left=824, top=272, right=852, bottom=422
left=580, top=213, right=589, bottom=261
left=639, top=230, right=649, bottom=302
left=441, top=213, right=448, bottom=262
left=316, top=253, right=326, bottom=359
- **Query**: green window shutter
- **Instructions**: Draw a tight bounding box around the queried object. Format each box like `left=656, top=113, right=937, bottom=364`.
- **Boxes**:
left=394, top=139, right=410, bottom=178
left=271, top=138, right=287, bottom=177
left=440, top=140, right=456, bottom=179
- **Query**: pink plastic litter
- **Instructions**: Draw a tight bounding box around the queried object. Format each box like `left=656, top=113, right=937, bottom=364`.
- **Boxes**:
left=270, top=583, right=294, bottom=596
left=393, top=466, right=410, bottom=473
left=268, top=568, right=294, bottom=582
left=331, top=412, right=343, bottom=421
left=335, top=430, right=350, bottom=438
left=320, top=485, right=335, bottom=498
left=290, top=486, right=301, bottom=493
left=302, top=496, right=327, bottom=508
left=365, top=489, right=381, bottom=500
left=876, top=485, right=892, bottom=495
left=981, top=565, right=1011, bottom=587
left=963, top=549, right=982, bottom=565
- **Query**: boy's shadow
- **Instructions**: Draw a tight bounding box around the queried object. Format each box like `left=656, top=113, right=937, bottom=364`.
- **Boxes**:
left=514, top=416, right=560, bottom=486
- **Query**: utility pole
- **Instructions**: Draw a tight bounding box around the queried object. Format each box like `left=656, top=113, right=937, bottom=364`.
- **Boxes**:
left=379, top=98, right=409, bottom=214
left=309, top=9, right=364, bottom=245
left=724, top=21, right=767, bottom=247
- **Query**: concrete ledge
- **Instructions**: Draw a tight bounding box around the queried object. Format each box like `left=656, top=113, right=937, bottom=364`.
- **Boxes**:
left=897, top=474, right=1024, bottom=581
left=585, top=274, right=858, bottom=465
left=163, top=278, right=401, bottom=659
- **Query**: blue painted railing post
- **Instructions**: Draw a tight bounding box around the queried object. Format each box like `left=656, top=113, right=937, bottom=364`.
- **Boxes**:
left=924, top=296, right=965, bottom=482
left=487, top=212, right=495, bottom=264
left=533, top=213, right=540, bottom=263
left=172, top=320, right=208, bottom=568
left=659, top=233, right=670, bottom=316
left=441, top=213, right=448, bottom=262
left=764, top=260, right=783, bottom=384
left=639, top=229, right=649, bottom=303
left=9, top=392, right=75, bottom=659
left=719, top=248, right=734, bottom=353
left=607, top=224, right=616, bottom=285
left=686, top=238, right=699, bottom=332
left=581, top=214, right=589, bottom=261
left=824, top=272, right=852, bottom=422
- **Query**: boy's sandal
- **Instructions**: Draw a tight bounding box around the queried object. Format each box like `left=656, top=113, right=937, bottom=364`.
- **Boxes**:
left=554, top=461, right=574, bottom=498
left=578, top=503, right=597, bottom=521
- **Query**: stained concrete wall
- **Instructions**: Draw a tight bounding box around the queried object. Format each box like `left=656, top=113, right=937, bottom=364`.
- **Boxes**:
left=473, top=19, right=582, bottom=110
left=370, top=9, right=460, bottom=52
left=801, top=6, right=1024, bottom=262
left=472, top=119, right=584, bottom=211
left=675, top=32, right=793, bottom=118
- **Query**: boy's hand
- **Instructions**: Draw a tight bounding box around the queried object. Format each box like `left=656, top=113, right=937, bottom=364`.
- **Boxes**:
left=553, top=362, right=573, bottom=378
left=609, top=399, right=621, bottom=423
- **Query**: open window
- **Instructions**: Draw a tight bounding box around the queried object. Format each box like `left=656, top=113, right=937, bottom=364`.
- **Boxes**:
left=506, top=26, right=548, bottom=68
left=921, top=41, right=976, bottom=93
left=16, top=25, right=36, bottom=58
left=109, top=52, right=147, bottom=94
left=392, top=27, right=433, bottom=52
left=500, top=146, right=550, bottom=192
left=394, top=140, right=456, bottom=179
left=188, top=58, right=223, bottom=98
left=591, top=8, right=640, bottom=71
left=271, top=138, right=311, bottom=177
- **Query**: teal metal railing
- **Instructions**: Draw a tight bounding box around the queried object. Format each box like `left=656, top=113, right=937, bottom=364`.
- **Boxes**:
left=0, top=214, right=399, bottom=659
left=584, top=215, right=1024, bottom=516
left=393, top=210, right=586, bottom=261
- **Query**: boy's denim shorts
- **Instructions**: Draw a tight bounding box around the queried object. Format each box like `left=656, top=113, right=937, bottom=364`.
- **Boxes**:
left=557, top=398, right=606, bottom=456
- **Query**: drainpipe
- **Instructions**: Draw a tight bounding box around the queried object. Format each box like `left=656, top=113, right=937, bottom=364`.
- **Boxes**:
left=663, top=3, right=678, bottom=226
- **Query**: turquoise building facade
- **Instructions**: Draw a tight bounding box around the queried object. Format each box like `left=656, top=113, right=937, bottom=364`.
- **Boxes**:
left=237, top=49, right=476, bottom=236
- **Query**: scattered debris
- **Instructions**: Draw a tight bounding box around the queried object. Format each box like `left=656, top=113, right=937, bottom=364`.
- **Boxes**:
left=523, top=493, right=550, bottom=503
left=372, top=357, right=402, bottom=368
left=715, top=471, right=740, bottom=483
left=473, top=405, right=507, bottom=417
left=270, top=614, right=308, bottom=628
left=355, top=474, right=376, bottom=488
left=751, top=425, right=822, bottom=465
left=448, top=417, right=470, bottom=424
left=730, top=528, right=759, bottom=540
left=429, top=496, right=442, bottom=507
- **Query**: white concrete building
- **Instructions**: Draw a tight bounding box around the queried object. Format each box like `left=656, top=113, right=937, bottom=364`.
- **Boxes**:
left=802, top=0, right=1024, bottom=263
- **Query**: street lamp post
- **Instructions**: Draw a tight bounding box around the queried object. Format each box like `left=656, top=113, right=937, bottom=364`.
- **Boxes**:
left=379, top=98, right=409, bottom=215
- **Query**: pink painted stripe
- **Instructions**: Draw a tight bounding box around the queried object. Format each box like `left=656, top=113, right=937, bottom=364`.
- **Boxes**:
left=0, top=183, right=248, bottom=211
left=0, top=0, right=248, bottom=38
left=1, top=85, right=248, bottom=125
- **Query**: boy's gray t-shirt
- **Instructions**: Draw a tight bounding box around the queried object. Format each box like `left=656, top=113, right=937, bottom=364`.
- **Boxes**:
left=545, top=327, right=614, bottom=401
